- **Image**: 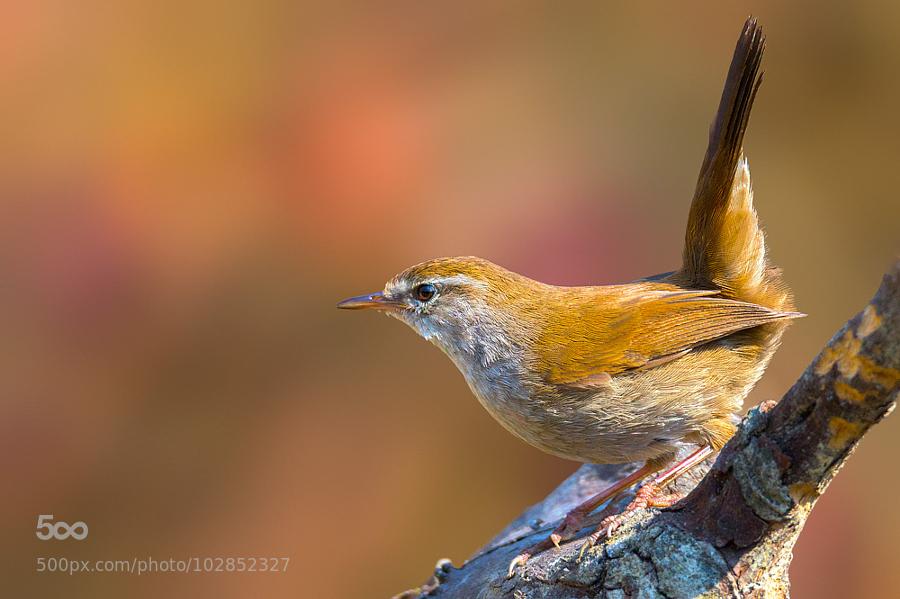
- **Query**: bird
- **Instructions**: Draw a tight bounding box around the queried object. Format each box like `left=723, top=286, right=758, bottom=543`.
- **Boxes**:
left=338, top=17, right=801, bottom=576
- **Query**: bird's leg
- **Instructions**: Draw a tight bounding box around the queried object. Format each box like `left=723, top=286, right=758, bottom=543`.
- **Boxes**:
left=583, top=445, right=713, bottom=550
left=507, top=462, right=659, bottom=578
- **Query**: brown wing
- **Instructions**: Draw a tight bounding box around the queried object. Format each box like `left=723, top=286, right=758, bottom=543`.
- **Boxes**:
left=536, top=286, right=801, bottom=387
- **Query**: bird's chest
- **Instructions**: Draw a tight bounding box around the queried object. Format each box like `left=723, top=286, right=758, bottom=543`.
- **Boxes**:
left=449, top=349, right=574, bottom=452
left=443, top=342, right=539, bottom=428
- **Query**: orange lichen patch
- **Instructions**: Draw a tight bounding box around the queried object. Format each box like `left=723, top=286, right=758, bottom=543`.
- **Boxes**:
left=827, top=417, right=864, bottom=451
left=815, top=310, right=898, bottom=392
left=815, top=330, right=862, bottom=378
left=833, top=380, right=865, bottom=403
left=856, top=305, right=882, bottom=338
left=858, top=355, right=900, bottom=390
left=788, top=481, right=818, bottom=503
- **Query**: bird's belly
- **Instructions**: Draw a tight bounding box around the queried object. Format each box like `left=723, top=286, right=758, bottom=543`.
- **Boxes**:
left=463, top=350, right=754, bottom=464
left=464, top=374, right=684, bottom=464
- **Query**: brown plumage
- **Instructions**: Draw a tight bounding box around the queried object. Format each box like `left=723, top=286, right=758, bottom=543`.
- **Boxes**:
left=338, top=17, right=800, bottom=569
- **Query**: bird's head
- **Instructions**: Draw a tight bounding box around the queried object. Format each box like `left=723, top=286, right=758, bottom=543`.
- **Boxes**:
left=337, top=257, right=535, bottom=361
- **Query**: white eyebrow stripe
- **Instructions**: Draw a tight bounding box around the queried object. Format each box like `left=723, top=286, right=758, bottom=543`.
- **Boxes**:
left=431, top=275, right=488, bottom=289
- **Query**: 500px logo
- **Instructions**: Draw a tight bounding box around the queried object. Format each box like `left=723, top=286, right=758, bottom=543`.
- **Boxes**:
left=36, top=515, right=88, bottom=541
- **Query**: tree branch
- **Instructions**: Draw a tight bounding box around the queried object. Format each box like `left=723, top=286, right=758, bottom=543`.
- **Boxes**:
left=397, top=261, right=900, bottom=598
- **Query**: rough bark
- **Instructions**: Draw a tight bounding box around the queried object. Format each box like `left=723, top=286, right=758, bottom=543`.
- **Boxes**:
left=396, top=261, right=900, bottom=599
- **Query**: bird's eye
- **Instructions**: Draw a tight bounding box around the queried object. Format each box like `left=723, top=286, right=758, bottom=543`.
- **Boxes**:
left=415, top=283, right=436, bottom=302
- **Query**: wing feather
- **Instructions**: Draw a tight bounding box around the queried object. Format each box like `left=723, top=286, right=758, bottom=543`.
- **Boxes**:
left=537, top=286, right=801, bottom=387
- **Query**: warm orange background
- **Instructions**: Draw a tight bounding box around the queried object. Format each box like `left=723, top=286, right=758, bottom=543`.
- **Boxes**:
left=3, top=2, right=898, bottom=598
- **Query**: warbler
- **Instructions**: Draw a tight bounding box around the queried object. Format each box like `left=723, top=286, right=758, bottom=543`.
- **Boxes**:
left=338, top=17, right=800, bottom=573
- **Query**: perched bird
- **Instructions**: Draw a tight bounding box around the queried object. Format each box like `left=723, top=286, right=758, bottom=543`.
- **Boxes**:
left=338, top=17, right=800, bottom=574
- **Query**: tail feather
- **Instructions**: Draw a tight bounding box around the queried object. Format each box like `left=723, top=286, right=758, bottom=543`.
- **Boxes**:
left=680, top=17, right=793, bottom=313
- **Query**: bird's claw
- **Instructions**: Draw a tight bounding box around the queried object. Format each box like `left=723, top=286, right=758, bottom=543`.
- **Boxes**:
left=508, top=509, right=594, bottom=577
left=549, top=532, right=562, bottom=549
left=576, top=528, right=605, bottom=561
left=507, top=552, right=530, bottom=578
left=598, top=508, right=633, bottom=537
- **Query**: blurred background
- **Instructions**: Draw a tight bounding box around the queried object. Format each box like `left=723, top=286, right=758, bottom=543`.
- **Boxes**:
left=2, top=1, right=898, bottom=597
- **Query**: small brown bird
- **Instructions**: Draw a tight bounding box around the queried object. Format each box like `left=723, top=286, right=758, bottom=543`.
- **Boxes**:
left=339, top=18, right=801, bottom=574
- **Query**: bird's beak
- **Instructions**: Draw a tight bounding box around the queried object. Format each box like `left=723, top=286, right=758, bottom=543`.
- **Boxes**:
left=336, top=292, right=403, bottom=311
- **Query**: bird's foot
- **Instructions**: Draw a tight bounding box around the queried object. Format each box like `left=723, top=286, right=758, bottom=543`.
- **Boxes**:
left=507, top=459, right=680, bottom=577
left=571, top=481, right=683, bottom=560
left=510, top=479, right=685, bottom=575
left=599, top=480, right=682, bottom=536
left=507, top=505, right=594, bottom=577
